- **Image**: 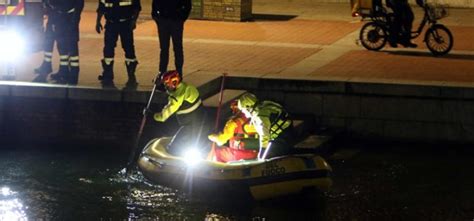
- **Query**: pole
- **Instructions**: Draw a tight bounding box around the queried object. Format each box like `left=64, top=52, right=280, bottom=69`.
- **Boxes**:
left=259, top=142, right=272, bottom=160
left=207, top=73, right=227, bottom=160
left=125, top=81, right=159, bottom=175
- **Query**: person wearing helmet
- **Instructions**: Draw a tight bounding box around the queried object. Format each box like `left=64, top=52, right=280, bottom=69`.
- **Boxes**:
left=237, top=93, right=295, bottom=160
left=208, top=100, right=259, bottom=162
left=152, top=70, right=210, bottom=156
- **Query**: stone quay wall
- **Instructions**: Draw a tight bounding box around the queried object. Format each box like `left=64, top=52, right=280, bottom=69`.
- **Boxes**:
left=1, top=77, right=474, bottom=149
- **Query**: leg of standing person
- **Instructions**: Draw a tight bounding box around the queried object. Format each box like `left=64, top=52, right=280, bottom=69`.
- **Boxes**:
left=68, top=40, right=80, bottom=85
left=171, top=20, right=184, bottom=78
left=68, top=15, right=81, bottom=85
left=99, top=22, right=119, bottom=84
left=50, top=20, right=70, bottom=84
left=157, top=19, right=171, bottom=74
left=391, top=5, right=403, bottom=45
left=400, top=5, right=416, bottom=47
left=167, top=125, right=193, bottom=156
left=190, top=108, right=211, bottom=154
left=34, top=19, right=54, bottom=76
left=121, top=20, right=139, bottom=86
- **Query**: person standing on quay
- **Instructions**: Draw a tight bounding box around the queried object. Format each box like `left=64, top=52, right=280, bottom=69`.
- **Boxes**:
left=36, top=0, right=84, bottom=85
left=152, top=0, right=192, bottom=79
left=96, top=0, right=142, bottom=87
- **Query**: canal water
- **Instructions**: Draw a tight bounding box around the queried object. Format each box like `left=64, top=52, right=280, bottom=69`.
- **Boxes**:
left=0, top=142, right=473, bottom=220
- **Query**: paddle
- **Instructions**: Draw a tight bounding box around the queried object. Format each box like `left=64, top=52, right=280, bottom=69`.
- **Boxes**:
left=125, top=76, right=160, bottom=175
left=207, top=73, right=227, bottom=161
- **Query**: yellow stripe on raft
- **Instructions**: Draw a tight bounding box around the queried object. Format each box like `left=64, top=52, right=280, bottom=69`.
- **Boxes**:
left=250, top=178, right=333, bottom=200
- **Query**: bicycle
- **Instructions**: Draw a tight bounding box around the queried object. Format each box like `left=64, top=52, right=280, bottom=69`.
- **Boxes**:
left=355, top=2, right=453, bottom=56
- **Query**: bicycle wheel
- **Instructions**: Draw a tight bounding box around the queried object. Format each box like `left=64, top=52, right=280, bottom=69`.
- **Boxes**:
left=360, top=22, right=387, bottom=51
left=425, top=24, right=453, bottom=56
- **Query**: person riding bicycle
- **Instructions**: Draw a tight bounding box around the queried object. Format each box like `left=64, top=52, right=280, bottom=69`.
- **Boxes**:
left=386, top=0, right=417, bottom=48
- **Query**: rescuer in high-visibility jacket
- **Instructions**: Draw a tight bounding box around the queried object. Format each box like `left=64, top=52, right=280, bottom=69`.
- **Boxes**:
left=208, top=100, right=259, bottom=162
left=151, top=70, right=210, bottom=156
left=237, top=93, right=295, bottom=160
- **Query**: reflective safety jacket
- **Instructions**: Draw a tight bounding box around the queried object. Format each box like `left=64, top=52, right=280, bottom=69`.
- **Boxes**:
left=154, top=82, right=202, bottom=125
left=97, top=0, right=141, bottom=22
left=209, top=113, right=258, bottom=150
left=250, top=101, right=292, bottom=149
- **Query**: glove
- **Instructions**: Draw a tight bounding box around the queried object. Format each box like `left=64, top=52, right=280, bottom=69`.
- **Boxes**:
left=130, top=19, right=137, bottom=30
left=208, top=134, right=218, bottom=143
left=154, top=112, right=166, bottom=122
left=95, top=22, right=103, bottom=34
left=153, top=73, right=166, bottom=92
left=208, top=134, right=225, bottom=146
left=152, top=73, right=162, bottom=85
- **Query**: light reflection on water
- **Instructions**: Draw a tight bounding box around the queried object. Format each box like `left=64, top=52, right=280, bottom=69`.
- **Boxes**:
left=3, top=144, right=471, bottom=220
left=0, top=187, right=28, bottom=221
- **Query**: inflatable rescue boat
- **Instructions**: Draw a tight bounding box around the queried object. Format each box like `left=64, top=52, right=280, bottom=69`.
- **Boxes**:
left=138, top=137, right=333, bottom=200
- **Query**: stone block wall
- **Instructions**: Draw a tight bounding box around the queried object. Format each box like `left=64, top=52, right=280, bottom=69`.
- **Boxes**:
left=2, top=77, right=474, bottom=149
left=225, top=77, right=474, bottom=144
left=203, top=0, right=252, bottom=21
left=0, top=95, right=170, bottom=149
left=190, top=0, right=203, bottom=19
left=0, top=77, right=223, bottom=149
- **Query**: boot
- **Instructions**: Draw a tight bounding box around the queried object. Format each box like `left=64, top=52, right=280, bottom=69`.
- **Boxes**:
left=50, top=65, right=69, bottom=84
left=388, top=36, right=398, bottom=48
left=125, top=60, right=138, bottom=88
left=400, top=39, right=417, bottom=48
left=98, top=59, right=114, bottom=85
left=69, top=67, right=79, bottom=85
left=34, top=61, right=53, bottom=75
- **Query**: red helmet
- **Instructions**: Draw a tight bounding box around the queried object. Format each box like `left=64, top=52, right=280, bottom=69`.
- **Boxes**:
left=160, top=70, right=181, bottom=90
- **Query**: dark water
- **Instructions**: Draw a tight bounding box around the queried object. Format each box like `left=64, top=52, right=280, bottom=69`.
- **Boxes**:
left=1, top=143, right=473, bottom=221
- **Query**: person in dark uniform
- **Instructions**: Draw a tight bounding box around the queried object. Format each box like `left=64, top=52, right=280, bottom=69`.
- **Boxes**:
left=34, top=2, right=56, bottom=79
left=44, top=0, right=84, bottom=85
left=152, top=0, right=191, bottom=78
left=96, top=0, right=141, bottom=87
left=386, top=0, right=417, bottom=48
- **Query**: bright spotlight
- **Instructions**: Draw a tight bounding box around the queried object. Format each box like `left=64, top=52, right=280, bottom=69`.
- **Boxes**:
left=182, top=148, right=202, bottom=167
left=0, top=30, right=26, bottom=62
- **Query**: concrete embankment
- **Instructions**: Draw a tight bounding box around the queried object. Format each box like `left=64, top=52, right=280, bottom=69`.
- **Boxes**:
left=1, top=77, right=473, bottom=148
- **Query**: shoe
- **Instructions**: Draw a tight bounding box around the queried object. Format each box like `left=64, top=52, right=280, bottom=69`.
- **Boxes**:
left=389, top=40, right=398, bottom=48
left=98, top=59, right=114, bottom=84
left=50, top=66, right=69, bottom=84
left=400, top=40, right=417, bottom=48
left=388, top=36, right=398, bottom=48
left=34, top=62, right=52, bottom=75
left=124, top=80, right=138, bottom=90
left=125, top=60, right=139, bottom=88
left=68, top=67, right=79, bottom=85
